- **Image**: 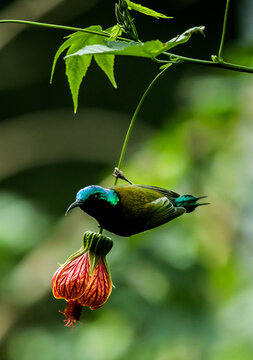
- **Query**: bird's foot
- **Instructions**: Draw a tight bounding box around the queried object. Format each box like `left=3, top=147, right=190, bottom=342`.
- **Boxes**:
left=113, top=167, right=133, bottom=185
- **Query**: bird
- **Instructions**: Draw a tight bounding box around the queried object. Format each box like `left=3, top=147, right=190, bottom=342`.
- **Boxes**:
left=65, top=169, right=209, bottom=237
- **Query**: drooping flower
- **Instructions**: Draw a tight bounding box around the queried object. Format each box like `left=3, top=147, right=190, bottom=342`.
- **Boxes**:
left=51, top=231, right=113, bottom=328
left=78, top=254, right=112, bottom=309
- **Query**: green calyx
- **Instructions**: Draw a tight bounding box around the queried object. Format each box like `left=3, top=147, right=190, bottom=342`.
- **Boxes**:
left=83, top=231, right=113, bottom=256
left=61, top=231, right=113, bottom=277
left=83, top=231, right=113, bottom=276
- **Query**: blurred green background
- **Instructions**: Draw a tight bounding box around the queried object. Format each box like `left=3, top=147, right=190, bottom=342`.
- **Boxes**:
left=1, top=0, right=253, bottom=359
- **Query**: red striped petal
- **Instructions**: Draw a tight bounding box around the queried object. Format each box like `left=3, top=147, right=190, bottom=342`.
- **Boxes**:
left=51, top=266, right=62, bottom=298
left=79, top=258, right=112, bottom=309
left=52, top=252, right=90, bottom=301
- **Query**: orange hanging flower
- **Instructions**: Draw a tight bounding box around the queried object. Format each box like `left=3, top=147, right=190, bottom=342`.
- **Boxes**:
left=51, top=231, right=113, bottom=328
left=78, top=255, right=112, bottom=310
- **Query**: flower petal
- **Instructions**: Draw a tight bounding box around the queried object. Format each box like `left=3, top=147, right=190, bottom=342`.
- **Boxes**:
left=52, top=252, right=90, bottom=301
left=79, top=258, right=112, bottom=309
left=51, top=266, right=62, bottom=298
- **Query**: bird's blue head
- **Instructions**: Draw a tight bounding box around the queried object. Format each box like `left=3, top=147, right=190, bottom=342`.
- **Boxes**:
left=66, top=185, right=119, bottom=215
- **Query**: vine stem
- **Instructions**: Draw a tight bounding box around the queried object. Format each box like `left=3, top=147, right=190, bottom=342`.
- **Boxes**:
left=162, top=53, right=253, bottom=74
left=0, top=19, right=132, bottom=42
left=218, top=0, right=231, bottom=61
left=1, top=18, right=252, bottom=74
left=97, top=66, right=169, bottom=235
left=113, top=66, right=170, bottom=186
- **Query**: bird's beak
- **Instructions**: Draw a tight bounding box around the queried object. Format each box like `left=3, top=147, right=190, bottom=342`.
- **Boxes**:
left=196, top=196, right=208, bottom=200
left=196, top=196, right=210, bottom=206
left=65, top=200, right=82, bottom=216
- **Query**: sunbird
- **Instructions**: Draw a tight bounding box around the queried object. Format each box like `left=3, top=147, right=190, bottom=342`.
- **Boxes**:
left=66, top=169, right=208, bottom=237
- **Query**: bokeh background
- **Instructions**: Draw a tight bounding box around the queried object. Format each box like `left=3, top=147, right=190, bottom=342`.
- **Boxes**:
left=1, top=0, right=253, bottom=359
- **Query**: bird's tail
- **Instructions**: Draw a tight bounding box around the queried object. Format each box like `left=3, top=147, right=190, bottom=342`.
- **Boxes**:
left=173, top=195, right=209, bottom=213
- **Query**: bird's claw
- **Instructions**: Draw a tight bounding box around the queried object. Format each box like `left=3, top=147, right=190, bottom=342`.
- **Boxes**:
left=113, top=167, right=133, bottom=185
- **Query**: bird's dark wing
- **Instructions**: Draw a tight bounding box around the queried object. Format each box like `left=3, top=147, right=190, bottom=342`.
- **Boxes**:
left=144, top=196, right=186, bottom=230
left=136, top=185, right=180, bottom=201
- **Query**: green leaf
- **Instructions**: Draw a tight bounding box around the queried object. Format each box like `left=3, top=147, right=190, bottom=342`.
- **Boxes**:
left=66, top=52, right=92, bottom=114
left=164, top=26, right=205, bottom=51
left=126, top=0, right=173, bottom=19
left=50, top=31, right=84, bottom=83
left=51, top=25, right=118, bottom=112
left=94, top=54, right=117, bottom=88
left=107, top=24, right=123, bottom=40
left=84, top=30, right=117, bottom=89
left=52, top=25, right=204, bottom=112
left=65, top=26, right=205, bottom=61
left=65, top=27, right=101, bottom=113
left=65, top=40, right=166, bottom=59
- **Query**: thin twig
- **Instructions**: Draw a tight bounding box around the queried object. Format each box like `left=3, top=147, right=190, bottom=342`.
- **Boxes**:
left=218, top=0, right=231, bottom=61
left=162, top=52, right=253, bottom=74
left=0, top=19, right=132, bottom=42
left=114, top=66, right=170, bottom=186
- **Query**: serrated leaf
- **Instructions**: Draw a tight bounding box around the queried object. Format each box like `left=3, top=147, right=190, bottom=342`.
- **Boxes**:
left=66, top=54, right=92, bottom=113
left=83, top=30, right=117, bottom=88
left=50, top=32, right=81, bottom=83
left=65, top=26, right=205, bottom=62
left=65, top=26, right=103, bottom=113
left=65, top=40, right=166, bottom=59
left=126, top=0, right=173, bottom=19
left=94, top=54, right=117, bottom=88
left=50, top=30, right=97, bottom=84
left=51, top=25, right=118, bottom=111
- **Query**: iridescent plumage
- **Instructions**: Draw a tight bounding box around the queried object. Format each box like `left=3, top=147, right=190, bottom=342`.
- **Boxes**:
left=66, top=184, right=208, bottom=237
